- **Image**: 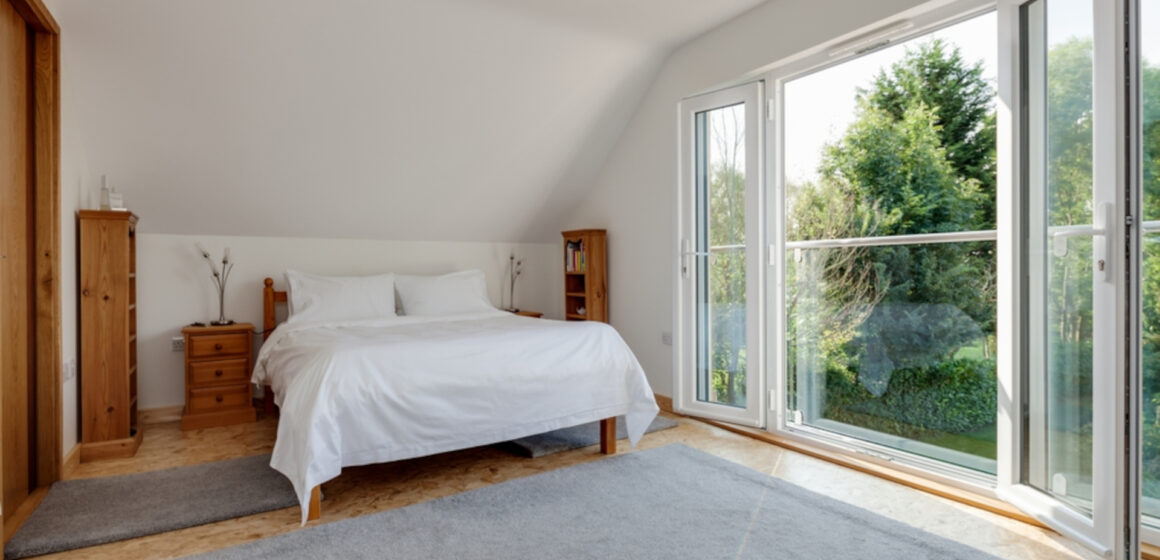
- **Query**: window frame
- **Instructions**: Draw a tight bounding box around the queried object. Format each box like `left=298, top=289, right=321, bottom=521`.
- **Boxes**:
left=763, top=0, right=1002, bottom=493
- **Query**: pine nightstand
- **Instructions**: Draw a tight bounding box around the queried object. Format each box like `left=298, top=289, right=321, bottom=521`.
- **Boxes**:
left=181, top=323, right=257, bottom=430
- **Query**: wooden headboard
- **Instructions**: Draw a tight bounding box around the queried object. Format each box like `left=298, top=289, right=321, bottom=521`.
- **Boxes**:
left=262, top=277, right=288, bottom=341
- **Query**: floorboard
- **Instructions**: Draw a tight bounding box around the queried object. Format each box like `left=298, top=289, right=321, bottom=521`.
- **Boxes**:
left=37, top=413, right=1095, bottom=560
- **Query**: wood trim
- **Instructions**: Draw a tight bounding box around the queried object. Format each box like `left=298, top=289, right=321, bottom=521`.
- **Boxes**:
left=7, top=0, right=58, bottom=33
left=1, top=486, right=46, bottom=543
left=60, top=443, right=79, bottom=479
left=1142, top=541, right=1160, bottom=560
left=0, top=4, right=59, bottom=553
left=139, top=405, right=184, bottom=425
left=79, top=429, right=142, bottom=463
left=32, top=28, right=60, bottom=487
left=697, top=417, right=1046, bottom=529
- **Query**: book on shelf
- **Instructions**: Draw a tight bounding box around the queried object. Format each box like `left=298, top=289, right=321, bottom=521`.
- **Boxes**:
left=565, top=239, right=586, bottom=272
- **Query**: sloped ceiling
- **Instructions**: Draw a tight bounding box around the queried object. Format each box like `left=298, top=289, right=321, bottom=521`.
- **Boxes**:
left=54, top=0, right=765, bottom=242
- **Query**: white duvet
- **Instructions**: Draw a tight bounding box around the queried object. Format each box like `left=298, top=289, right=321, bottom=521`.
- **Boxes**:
left=252, top=310, right=659, bottom=523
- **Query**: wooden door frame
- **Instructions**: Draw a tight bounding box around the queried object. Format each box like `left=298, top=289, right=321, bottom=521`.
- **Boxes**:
left=8, top=0, right=60, bottom=488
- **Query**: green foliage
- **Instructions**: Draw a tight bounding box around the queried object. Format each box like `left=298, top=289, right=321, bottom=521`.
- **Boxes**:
left=861, top=39, right=997, bottom=227
left=788, top=39, right=996, bottom=373
left=824, top=358, right=997, bottom=436
left=704, top=106, right=748, bottom=405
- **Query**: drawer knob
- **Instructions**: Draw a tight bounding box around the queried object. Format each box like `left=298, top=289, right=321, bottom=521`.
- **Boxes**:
left=214, top=370, right=223, bottom=377
left=215, top=395, right=224, bottom=403
left=214, top=343, right=223, bottom=351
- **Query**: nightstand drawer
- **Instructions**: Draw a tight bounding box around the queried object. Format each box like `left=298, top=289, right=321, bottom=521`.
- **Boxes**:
left=189, top=358, right=249, bottom=386
left=188, top=333, right=248, bottom=358
left=188, top=385, right=251, bottom=412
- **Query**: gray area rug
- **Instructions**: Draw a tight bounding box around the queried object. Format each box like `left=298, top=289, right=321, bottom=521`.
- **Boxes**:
left=501, top=415, right=679, bottom=457
left=188, top=444, right=999, bottom=560
left=5, top=454, right=296, bottom=559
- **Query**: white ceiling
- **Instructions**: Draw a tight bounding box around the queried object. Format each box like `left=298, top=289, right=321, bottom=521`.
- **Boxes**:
left=53, top=0, right=766, bottom=242
left=461, top=0, right=769, bottom=49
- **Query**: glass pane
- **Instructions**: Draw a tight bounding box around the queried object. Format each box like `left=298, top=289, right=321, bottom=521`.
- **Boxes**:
left=1142, top=0, right=1160, bottom=524
left=1024, top=0, right=1094, bottom=510
left=787, top=242, right=998, bottom=472
left=783, top=12, right=998, bottom=473
left=695, top=103, right=747, bottom=408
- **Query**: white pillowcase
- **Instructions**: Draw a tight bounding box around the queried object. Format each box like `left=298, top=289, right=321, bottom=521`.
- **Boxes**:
left=285, top=270, right=397, bottom=324
left=395, top=269, right=496, bottom=316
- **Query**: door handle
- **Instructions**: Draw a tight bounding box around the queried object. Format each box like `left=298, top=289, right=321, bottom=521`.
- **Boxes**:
left=1051, top=202, right=1114, bottom=281
left=679, top=239, right=716, bottom=278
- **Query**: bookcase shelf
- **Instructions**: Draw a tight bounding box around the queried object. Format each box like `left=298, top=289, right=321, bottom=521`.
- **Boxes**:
left=561, top=229, right=607, bottom=323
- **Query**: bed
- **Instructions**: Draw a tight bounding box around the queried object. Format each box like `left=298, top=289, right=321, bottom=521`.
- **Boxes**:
left=253, top=272, right=659, bottom=523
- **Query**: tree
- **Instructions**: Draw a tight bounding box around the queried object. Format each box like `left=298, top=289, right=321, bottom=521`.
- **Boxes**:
left=790, top=40, right=994, bottom=369
left=705, top=106, right=748, bottom=405
left=862, top=39, right=997, bottom=229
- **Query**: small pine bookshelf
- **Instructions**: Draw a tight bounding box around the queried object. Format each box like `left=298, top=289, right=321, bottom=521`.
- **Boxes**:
left=562, top=229, right=607, bottom=323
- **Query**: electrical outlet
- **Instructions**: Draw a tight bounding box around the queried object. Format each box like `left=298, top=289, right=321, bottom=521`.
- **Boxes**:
left=661, top=331, right=673, bottom=346
left=171, top=336, right=185, bottom=352
left=63, top=359, right=76, bottom=381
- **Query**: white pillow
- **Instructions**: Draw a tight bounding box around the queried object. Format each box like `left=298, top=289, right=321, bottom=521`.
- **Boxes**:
left=285, top=270, right=397, bottom=324
left=395, top=269, right=496, bottom=316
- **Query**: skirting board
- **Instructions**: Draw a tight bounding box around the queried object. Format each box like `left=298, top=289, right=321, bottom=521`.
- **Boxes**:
left=654, top=393, right=673, bottom=413
left=139, top=405, right=183, bottom=425
left=61, top=444, right=80, bottom=479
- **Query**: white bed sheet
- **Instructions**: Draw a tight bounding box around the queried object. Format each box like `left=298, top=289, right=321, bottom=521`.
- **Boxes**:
left=252, top=311, right=659, bottom=523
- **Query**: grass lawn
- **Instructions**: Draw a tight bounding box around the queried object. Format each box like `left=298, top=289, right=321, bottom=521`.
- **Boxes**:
left=918, top=424, right=997, bottom=460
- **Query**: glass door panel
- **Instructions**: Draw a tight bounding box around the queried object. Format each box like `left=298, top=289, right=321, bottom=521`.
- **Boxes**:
left=677, top=82, right=764, bottom=426
left=780, top=11, right=999, bottom=475
left=1142, top=0, right=1160, bottom=533
left=695, top=103, right=749, bottom=408
left=997, top=0, right=1128, bottom=554
left=1023, top=0, right=1095, bottom=511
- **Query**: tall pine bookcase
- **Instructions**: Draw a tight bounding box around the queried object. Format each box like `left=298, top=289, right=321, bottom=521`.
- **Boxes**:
left=78, top=210, right=142, bottom=461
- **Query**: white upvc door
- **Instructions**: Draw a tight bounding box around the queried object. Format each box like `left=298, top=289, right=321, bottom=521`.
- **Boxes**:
left=996, top=0, right=1137, bottom=556
left=675, top=81, right=765, bottom=427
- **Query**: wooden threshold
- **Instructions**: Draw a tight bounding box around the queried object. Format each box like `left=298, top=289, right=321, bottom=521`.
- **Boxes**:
left=1143, top=541, right=1160, bottom=560
left=696, top=417, right=1044, bottom=528
left=2, top=486, right=47, bottom=543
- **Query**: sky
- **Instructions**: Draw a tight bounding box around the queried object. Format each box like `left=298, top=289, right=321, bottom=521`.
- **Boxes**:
left=782, top=11, right=998, bottom=187
left=782, top=1, right=1160, bottom=189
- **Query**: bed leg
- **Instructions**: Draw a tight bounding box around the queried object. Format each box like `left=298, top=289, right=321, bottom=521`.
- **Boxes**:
left=600, top=417, right=616, bottom=455
left=307, top=486, right=321, bottom=521
left=263, top=386, right=275, bottom=416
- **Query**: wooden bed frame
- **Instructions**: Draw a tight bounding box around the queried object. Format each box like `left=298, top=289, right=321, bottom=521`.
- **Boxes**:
left=260, top=277, right=618, bottom=521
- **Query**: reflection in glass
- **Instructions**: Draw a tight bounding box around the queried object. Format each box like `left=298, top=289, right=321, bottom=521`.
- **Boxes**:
left=695, top=104, right=747, bottom=407
left=1023, top=0, right=1094, bottom=510
left=1141, top=0, right=1160, bottom=523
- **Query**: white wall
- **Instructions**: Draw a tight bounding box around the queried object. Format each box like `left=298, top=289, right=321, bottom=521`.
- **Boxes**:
left=136, top=235, right=560, bottom=409
left=50, top=0, right=638, bottom=456
left=564, top=0, right=933, bottom=397
left=47, top=0, right=664, bottom=243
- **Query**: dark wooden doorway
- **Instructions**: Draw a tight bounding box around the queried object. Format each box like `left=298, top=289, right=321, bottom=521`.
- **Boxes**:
left=0, top=0, right=58, bottom=553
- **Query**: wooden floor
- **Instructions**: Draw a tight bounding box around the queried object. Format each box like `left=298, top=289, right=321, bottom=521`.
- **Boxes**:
left=38, top=413, right=1096, bottom=559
